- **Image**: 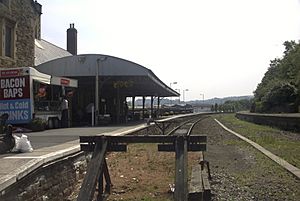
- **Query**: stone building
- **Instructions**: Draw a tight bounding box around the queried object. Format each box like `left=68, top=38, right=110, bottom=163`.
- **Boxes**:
left=0, top=0, right=42, bottom=68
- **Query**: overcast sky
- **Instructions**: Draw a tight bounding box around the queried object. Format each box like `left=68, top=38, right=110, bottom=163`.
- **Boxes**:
left=38, top=0, right=300, bottom=101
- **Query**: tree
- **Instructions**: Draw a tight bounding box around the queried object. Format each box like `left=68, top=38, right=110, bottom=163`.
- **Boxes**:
left=252, top=40, right=300, bottom=113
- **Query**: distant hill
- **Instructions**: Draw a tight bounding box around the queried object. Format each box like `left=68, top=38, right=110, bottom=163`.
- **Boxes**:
left=132, top=95, right=253, bottom=106
left=187, top=95, right=253, bottom=106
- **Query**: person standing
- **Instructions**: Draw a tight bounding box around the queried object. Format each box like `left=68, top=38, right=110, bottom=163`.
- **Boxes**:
left=61, top=96, right=69, bottom=128
left=124, top=101, right=129, bottom=123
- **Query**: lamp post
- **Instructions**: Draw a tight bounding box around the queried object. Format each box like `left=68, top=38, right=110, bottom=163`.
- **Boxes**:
left=182, top=89, right=189, bottom=103
left=170, top=82, right=177, bottom=88
left=95, top=56, right=107, bottom=126
left=175, top=89, right=180, bottom=103
left=200, top=93, right=204, bottom=103
left=199, top=93, right=205, bottom=112
left=170, top=82, right=177, bottom=105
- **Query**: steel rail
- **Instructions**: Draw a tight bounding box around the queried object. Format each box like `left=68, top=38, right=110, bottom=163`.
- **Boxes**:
left=187, top=116, right=209, bottom=136
left=167, top=116, right=207, bottom=136
left=167, top=117, right=198, bottom=135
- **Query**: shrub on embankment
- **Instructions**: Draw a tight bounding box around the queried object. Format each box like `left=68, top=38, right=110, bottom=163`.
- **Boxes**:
left=252, top=41, right=300, bottom=113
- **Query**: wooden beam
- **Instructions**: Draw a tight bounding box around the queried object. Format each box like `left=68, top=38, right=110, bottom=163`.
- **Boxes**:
left=103, top=159, right=112, bottom=194
left=202, top=165, right=211, bottom=201
left=174, top=136, right=188, bottom=201
left=81, top=143, right=127, bottom=152
left=189, top=164, right=203, bottom=201
left=158, top=144, right=206, bottom=152
left=77, top=138, right=108, bottom=201
left=80, top=135, right=207, bottom=144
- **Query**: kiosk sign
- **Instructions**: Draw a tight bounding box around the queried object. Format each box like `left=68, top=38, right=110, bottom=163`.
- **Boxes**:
left=0, top=73, right=31, bottom=124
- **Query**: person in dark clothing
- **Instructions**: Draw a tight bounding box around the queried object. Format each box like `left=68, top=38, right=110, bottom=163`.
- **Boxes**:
left=61, top=96, right=69, bottom=128
left=0, top=114, right=15, bottom=154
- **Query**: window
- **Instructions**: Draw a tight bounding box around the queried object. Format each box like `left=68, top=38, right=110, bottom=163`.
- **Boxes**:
left=0, top=0, right=10, bottom=9
left=0, top=19, right=15, bottom=58
left=0, top=0, right=10, bottom=7
left=4, top=24, right=12, bottom=57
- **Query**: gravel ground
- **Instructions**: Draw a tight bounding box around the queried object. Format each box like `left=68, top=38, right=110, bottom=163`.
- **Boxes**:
left=68, top=114, right=299, bottom=200
left=193, top=115, right=300, bottom=201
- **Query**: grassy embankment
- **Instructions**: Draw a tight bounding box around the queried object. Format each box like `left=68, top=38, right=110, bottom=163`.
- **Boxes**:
left=215, top=114, right=300, bottom=200
left=215, top=113, right=300, bottom=168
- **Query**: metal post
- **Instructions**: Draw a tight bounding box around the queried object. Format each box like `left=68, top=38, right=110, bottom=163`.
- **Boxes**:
left=92, top=105, right=95, bottom=127
left=96, top=57, right=107, bottom=126
left=170, top=82, right=177, bottom=105
left=142, top=96, right=145, bottom=119
left=157, top=96, right=160, bottom=117
left=132, top=96, right=135, bottom=120
left=183, top=89, right=189, bottom=103
left=175, top=89, right=180, bottom=103
left=95, top=59, right=100, bottom=126
left=150, top=96, right=154, bottom=118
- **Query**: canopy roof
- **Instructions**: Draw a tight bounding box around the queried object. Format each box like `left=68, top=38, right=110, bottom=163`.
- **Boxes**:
left=35, top=54, right=179, bottom=97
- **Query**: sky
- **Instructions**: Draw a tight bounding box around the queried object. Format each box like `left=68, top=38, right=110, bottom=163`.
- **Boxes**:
left=38, top=0, right=300, bottom=101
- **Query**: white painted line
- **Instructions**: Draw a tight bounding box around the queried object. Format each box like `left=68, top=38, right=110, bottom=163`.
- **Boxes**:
left=100, top=124, right=147, bottom=136
left=214, top=118, right=300, bottom=179
left=4, top=156, right=44, bottom=159
left=4, top=145, right=80, bottom=160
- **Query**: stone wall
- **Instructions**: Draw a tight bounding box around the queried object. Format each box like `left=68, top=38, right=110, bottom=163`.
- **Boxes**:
left=0, top=0, right=41, bottom=68
left=236, top=112, right=300, bottom=132
left=0, top=152, right=89, bottom=201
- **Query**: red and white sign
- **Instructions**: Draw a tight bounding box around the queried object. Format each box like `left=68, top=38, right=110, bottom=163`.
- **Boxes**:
left=60, top=78, right=70, bottom=86
left=0, top=69, right=21, bottom=77
left=0, top=75, right=30, bottom=100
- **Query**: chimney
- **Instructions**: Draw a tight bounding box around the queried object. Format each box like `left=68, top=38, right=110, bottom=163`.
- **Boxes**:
left=34, top=1, right=42, bottom=14
left=67, top=23, right=77, bottom=55
left=34, top=1, right=42, bottom=40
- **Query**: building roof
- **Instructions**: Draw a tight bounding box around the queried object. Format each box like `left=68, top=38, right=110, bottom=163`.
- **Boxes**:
left=35, top=54, right=179, bottom=97
left=34, top=39, right=72, bottom=66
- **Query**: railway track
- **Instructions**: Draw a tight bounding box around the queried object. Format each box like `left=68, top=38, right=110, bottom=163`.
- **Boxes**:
left=166, top=116, right=209, bottom=136
left=165, top=116, right=212, bottom=201
left=78, top=114, right=299, bottom=200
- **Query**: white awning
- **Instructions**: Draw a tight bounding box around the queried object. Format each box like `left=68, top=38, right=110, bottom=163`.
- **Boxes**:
left=0, top=67, right=51, bottom=84
left=28, top=67, right=51, bottom=84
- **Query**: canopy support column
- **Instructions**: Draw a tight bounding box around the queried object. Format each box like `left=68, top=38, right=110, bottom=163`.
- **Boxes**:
left=132, top=96, right=135, bottom=121
left=150, top=96, right=154, bottom=118
left=157, top=96, right=160, bottom=118
left=142, top=96, right=145, bottom=119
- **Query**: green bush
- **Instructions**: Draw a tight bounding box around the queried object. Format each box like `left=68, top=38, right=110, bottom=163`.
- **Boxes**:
left=29, top=118, right=46, bottom=131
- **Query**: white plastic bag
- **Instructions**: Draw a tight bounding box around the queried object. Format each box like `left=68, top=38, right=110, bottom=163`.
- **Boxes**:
left=12, top=135, right=20, bottom=152
left=13, top=134, right=33, bottom=153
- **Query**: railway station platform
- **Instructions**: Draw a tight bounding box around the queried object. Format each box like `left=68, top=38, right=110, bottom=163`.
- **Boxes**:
left=0, top=122, right=148, bottom=192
